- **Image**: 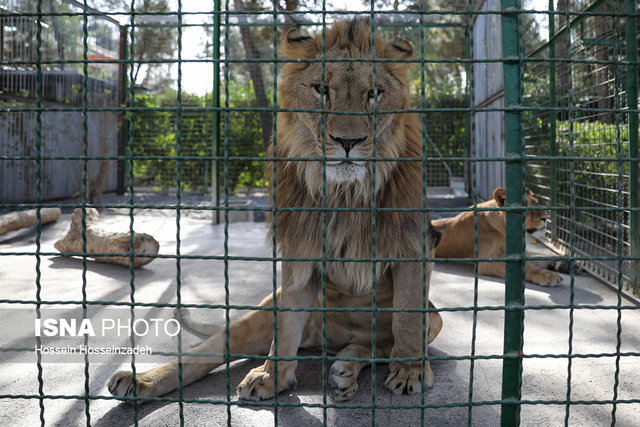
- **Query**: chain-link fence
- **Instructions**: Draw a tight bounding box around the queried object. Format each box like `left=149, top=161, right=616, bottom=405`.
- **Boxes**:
left=0, top=0, right=124, bottom=203
left=524, top=0, right=639, bottom=294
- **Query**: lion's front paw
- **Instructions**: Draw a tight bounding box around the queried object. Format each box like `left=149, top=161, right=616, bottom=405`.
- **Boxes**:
left=385, top=361, right=433, bottom=395
left=237, top=363, right=297, bottom=401
left=108, top=370, right=152, bottom=399
left=329, top=361, right=359, bottom=401
left=532, top=269, right=563, bottom=287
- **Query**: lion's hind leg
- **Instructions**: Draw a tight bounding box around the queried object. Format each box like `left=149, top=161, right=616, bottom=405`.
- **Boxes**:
left=108, top=295, right=276, bottom=401
left=175, top=308, right=225, bottom=340
left=329, top=344, right=379, bottom=401
left=108, top=331, right=232, bottom=400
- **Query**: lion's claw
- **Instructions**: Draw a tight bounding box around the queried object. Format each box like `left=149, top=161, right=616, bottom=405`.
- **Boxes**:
left=533, top=270, right=563, bottom=287
left=329, top=361, right=359, bottom=401
left=108, top=370, right=151, bottom=399
left=237, top=364, right=297, bottom=401
left=384, top=362, right=433, bottom=395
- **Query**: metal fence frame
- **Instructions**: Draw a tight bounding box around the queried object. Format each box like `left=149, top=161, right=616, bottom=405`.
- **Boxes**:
left=0, top=0, right=638, bottom=426
left=0, top=0, right=127, bottom=202
left=521, top=0, right=639, bottom=296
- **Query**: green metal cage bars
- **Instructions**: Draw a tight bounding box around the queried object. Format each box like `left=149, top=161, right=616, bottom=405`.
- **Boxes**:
left=0, top=0, right=639, bottom=426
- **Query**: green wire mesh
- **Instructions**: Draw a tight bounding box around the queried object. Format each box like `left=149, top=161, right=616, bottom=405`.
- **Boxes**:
left=0, top=0, right=639, bottom=426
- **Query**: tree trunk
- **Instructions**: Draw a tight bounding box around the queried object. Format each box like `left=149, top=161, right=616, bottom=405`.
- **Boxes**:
left=89, top=160, right=114, bottom=204
left=234, top=0, right=273, bottom=149
left=0, top=208, right=61, bottom=235
left=89, top=133, right=115, bottom=204
left=47, top=0, right=65, bottom=67
left=595, top=10, right=611, bottom=123
left=556, top=0, right=570, bottom=110
left=54, top=208, right=159, bottom=268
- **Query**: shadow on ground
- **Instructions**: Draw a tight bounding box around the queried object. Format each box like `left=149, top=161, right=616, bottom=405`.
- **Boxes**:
left=1, top=217, right=638, bottom=426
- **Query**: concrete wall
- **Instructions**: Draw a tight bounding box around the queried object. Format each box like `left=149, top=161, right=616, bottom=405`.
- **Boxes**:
left=473, top=0, right=505, bottom=201
left=0, top=106, right=119, bottom=203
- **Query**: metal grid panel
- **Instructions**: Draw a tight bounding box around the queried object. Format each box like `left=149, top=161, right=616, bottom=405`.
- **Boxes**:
left=0, top=0, right=123, bottom=203
left=0, top=0, right=638, bottom=426
left=524, top=0, right=638, bottom=292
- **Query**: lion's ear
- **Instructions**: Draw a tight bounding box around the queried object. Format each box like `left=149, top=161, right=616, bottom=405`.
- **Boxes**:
left=390, top=38, right=413, bottom=59
left=524, top=187, right=533, bottom=196
left=429, top=224, right=442, bottom=249
left=493, top=187, right=507, bottom=207
left=282, top=28, right=317, bottom=59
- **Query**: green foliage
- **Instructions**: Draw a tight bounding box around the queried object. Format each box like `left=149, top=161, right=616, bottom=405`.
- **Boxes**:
left=413, top=81, right=468, bottom=185
left=131, top=76, right=467, bottom=192
left=131, top=82, right=269, bottom=192
left=132, top=90, right=212, bottom=192
left=553, top=120, right=631, bottom=247
left=556, top=121, right=630, bottom=197
left=557, top=121, right=629, bottom=155
left=529, top=120, right=630, bottom=189
left=221, top=80, right=269, bottom=190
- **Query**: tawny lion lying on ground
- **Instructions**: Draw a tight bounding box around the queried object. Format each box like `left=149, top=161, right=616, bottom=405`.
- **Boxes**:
left=108, top=19, right=443, bottom=403
left=432, top=187, right=563, bottom=287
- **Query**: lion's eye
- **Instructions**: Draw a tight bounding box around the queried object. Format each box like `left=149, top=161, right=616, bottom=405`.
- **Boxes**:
left=312, top=84, right=329, bottom=100
left=368, top=88, right=384, bottom=100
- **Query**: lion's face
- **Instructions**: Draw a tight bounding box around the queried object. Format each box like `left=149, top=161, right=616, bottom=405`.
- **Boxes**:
left=493, top=187, right=550, bottom=233
left=524, top=190, right=550, bottom=233
left=278, top=19, right=414, bottom=187
left=291, top=60, right=406, bottom=183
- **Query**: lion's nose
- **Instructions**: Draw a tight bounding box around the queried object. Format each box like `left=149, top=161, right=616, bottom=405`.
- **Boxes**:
left=329, top=134, right=367, bottom=157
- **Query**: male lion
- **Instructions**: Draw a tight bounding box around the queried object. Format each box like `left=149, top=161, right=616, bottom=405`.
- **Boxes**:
left=108, top=19, right=442, bottom=402
left=432, top=187, right=563, bottom=287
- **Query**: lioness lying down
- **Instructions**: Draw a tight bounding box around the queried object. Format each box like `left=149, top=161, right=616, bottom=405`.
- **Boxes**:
left=109, top=19, right=443, bottom=402
left=432, top=187, right=563, bottom=287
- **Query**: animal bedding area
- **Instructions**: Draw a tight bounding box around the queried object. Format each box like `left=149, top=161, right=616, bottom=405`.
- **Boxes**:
left=0, top=214, right=638, bottom=426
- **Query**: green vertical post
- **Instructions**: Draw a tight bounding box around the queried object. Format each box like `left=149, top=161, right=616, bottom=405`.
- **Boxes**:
left=465, top=25, right=472, bottom=194
left=212, top=0, right=221, bottom=224
left=500, top=0, right=525, bottom=425
left=627, top=0, right=639, bottom=294
left=117, top=25, right=128, bottom=195
left=548, top=0, right=557, bottom=241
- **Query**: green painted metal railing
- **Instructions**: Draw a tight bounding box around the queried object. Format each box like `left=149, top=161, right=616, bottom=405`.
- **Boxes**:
left=500, top=1, right=526, bottom=425
left=0, top=0, right=639, bottom=426
left=626, top=0, right=639, bottom=294
left=525, top=0, right=639, bottom=295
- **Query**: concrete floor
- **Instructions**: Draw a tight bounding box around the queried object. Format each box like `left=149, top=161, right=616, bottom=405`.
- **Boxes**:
left=0, top=210, right=639, bottom=426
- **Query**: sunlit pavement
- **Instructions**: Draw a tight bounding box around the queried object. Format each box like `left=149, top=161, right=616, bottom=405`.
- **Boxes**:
left=1, top=212, right=638, bottom=426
